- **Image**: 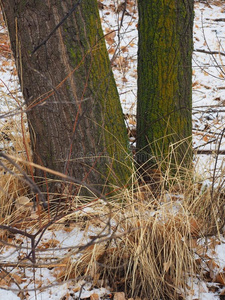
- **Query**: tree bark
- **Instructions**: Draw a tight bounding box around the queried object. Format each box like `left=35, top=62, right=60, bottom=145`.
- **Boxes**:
left=1, top=0, right=131, bottom=194
left=137, top=0, right=194, bottom=173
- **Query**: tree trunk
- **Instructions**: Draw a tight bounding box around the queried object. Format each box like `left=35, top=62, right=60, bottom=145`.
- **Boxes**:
left=137, top=0, right=193, bottom=174
left=1, top=0, right=131, bottom=194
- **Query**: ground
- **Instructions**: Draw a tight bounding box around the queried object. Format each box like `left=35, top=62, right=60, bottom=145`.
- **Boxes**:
left=0, top=1, right=225, bottom=299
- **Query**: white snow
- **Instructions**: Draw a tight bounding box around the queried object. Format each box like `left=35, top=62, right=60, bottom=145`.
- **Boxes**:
left=0, top=289, right=20, bottom=300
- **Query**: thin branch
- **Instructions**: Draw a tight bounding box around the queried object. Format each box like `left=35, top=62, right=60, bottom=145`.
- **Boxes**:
left=211, top=128, right=225, bottom=200
left=211, top=18, right=225, bottom=22
left=194, top=48, right=225, bottom=57
left=195, top=149, right=225, bottom=155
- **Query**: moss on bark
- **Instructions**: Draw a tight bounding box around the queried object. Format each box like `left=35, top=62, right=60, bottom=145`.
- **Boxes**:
left=137, top=0, right=194, bottom=173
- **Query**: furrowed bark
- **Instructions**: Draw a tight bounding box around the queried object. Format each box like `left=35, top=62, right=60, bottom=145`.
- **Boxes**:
left=137, top=0, right=194, bottom=173
left=1, top=0, right=131, bottom=194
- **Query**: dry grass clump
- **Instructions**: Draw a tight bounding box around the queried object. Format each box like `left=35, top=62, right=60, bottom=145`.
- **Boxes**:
left=64, top=188, right=194, bottom=298
left=1, top=122, right=225, bottom=299
left=98, top=211, right=195, bottom=299
left=185, top=182, right=225, bottom=237
left=0, top=117, right=31, bottom=222
left=62, top=159, right=225, bottom=299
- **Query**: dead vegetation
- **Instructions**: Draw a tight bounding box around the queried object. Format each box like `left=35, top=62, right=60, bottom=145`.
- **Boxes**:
left=1, top=128, right=225, bottom=299
left=0, top=103, right=225, bottom=299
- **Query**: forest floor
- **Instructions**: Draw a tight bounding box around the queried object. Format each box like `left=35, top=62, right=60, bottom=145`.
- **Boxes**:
left=0, top=0, right=225, bottom=299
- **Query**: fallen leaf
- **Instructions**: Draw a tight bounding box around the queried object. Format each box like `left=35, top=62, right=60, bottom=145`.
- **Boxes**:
left=203, top=136, right=209, bottom=142
left=108, top=47, right=115, bottom=55
left=214, top=272, right=225, bottom=285
left=121, top=46, right=128, bottom=52
left=72, top=286, right=80, bottom=293
left=11, top=273, right=24, bottom=284
left=90, top=293, right=99, bottom=300
left=40, top=239, right=60, bottom=249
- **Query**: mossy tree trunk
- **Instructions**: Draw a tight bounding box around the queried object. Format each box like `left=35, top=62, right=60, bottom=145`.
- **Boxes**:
left=137, top=0, right=194, bottom=173
left=1, top=0, right=130, bottom=194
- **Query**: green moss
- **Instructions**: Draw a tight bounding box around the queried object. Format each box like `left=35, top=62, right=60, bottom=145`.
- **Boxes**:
left=61, top=0, right=131, bottom=187
left=137, top=0, right=193, bottom=170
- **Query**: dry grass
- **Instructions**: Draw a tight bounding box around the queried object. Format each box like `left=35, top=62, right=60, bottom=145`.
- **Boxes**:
left=1, top=114, right=225, bottom=299
left=0, top=114, right=31, bottom=223
left=66, top=182, right=194, bottom=299
left=58, top=151, right=225, bottom=299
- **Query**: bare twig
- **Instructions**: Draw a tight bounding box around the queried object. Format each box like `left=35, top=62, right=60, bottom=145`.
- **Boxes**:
left=211, top=128, right=225, bottom=200
left=195, top=149, right=225, bottom=155
left=194, top=48, right=225, bottom=57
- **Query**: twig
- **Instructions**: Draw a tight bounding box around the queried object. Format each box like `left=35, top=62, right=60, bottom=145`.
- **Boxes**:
left=195, top=149, right=225, bottom=155
left=211, top=128, right=225, bottom=200
left=0, top=262, right=67, bottom=268
left=0, top=224, right=36, bottom=263
left=110, top=0, right=128, bottom=64
left=210, top=18, right=225, bottom=22
left=0, top=266, right=24, bottom=298
left=78, top=283, right=86, bottom=300
left=194, top=48, right=225, bottom=57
